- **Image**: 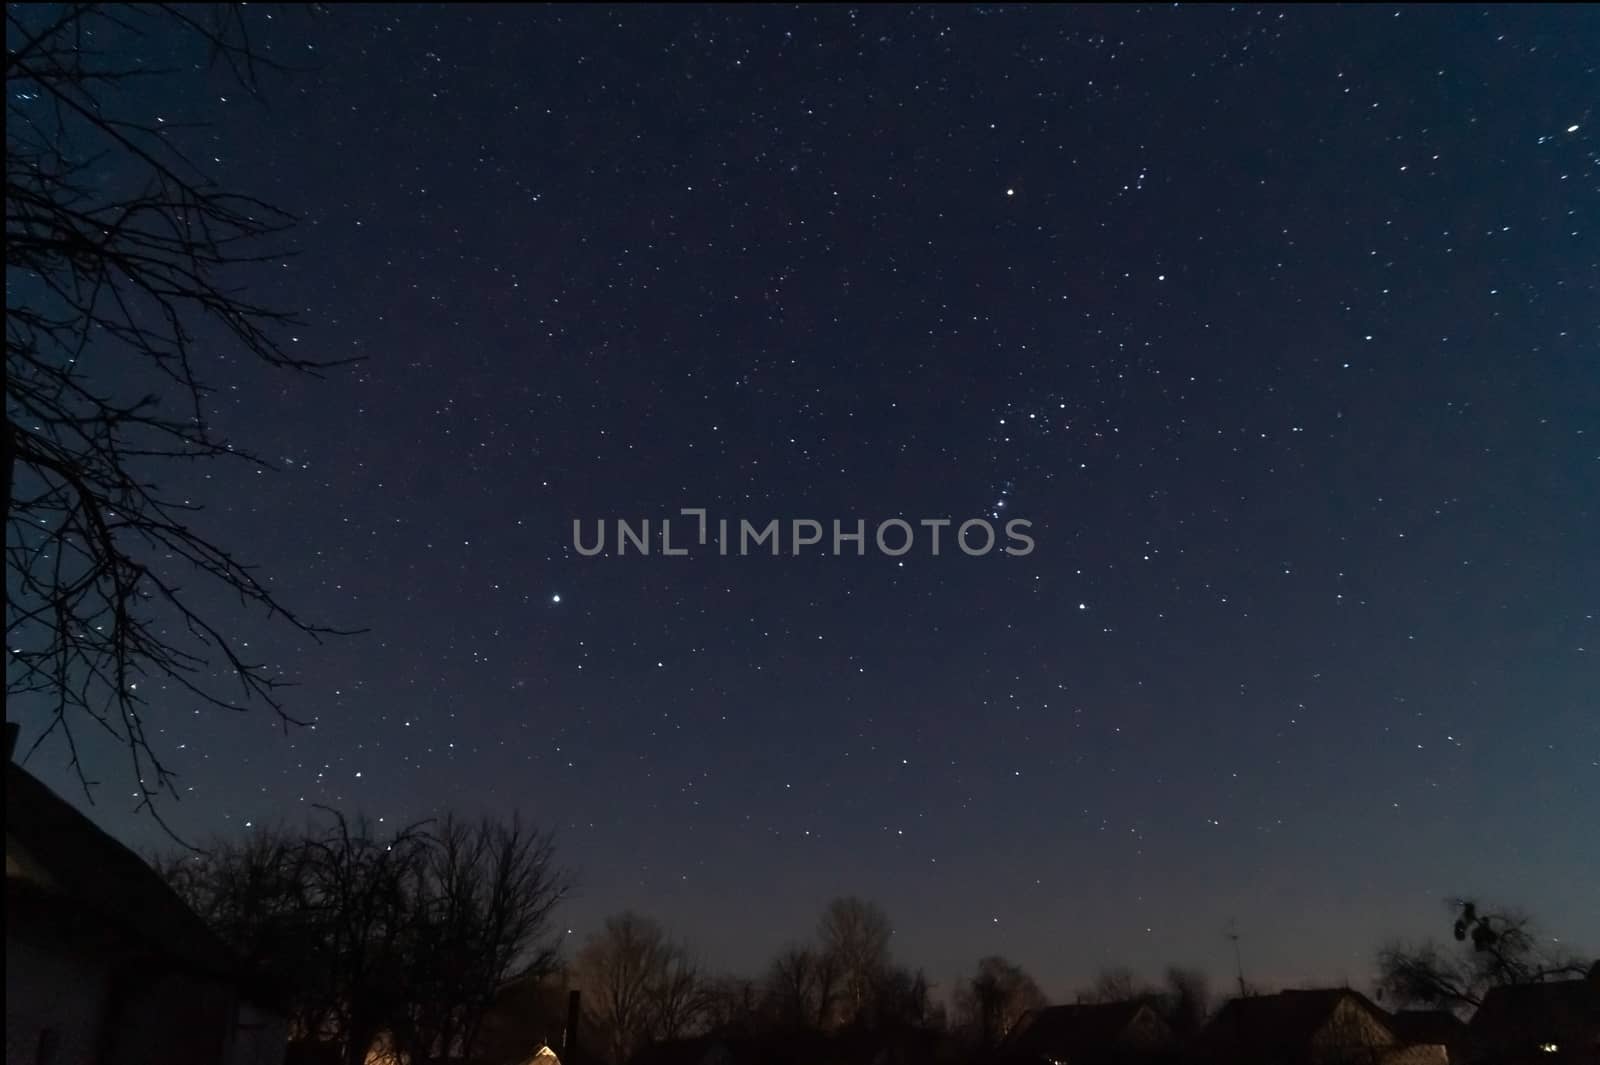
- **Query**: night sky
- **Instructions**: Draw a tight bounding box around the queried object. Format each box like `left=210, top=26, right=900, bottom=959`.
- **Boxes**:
left=13, top=4, right=1598, bottom=998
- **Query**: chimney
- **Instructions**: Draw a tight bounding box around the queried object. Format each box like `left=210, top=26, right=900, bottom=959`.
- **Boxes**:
left=5, top=722, right=17, bottom=762
left=562, top=989, right=581, bottom=1062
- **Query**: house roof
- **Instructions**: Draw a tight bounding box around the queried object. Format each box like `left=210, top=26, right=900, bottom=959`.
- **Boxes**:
left=1002, top=1000, right=1162, bottom=1059
left=1469, top=976, right=1600, bottom=1048
left=5, top=755, right=236, bottom=978
left=1387, top=1010, right=1468, bottom=1048
left=1194, top=989, right=1393, bottom=1062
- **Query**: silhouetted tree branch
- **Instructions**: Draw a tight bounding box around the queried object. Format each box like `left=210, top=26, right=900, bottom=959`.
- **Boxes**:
left=1160, top=966, right=1211, bottom=1038
left=702, top=974, right=761, bottom=1036
left=160, top=810, right=568, bottom=1065
left=954, top=955, right=1047, bottom=1049
left=1071, top=963, right=1212, bottom=1036
left=1376, top=898, right=1589, bottom=1012
left=1076, top=965, right=1151, bottom=1005
left=6, top=3, right=353, bottom=817
left=388, top=814, right=569, bottom=1064
left=575, top=912, right=714, bottom=1064
left=817, top=895, right=893, bottom=1026
left=868, top=964, right=941, bottom=1031
left=765, top=944, right=840, bottom=1033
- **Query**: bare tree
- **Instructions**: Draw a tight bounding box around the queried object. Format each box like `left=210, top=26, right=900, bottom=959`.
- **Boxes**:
left=162, top=810, right=567, bottom=1065
left=165, top=812, right=428, bottom=1065
left=389, top=815, right=569, bottom=1064
left=162, top=821, right=349, bottom=1042
left=1377, top=898, right=1589, bottom=1012
left=1066, top=963, right=1210, bottom=1034
left=652, top=943, right=710, bottom=1041
left=572, top=914, right=714, bottom=1059
left=765, top=944, right=839, bottom=1032
left=870, top=965, right=941, bottom=1030
left=954, top=955, right=1047, bottom=1049
left=307, top=814, right=430, bottom=1065
left=1077, top=965, right=1151, bottom=1005
left=702, top=974, right=762, bottom=1035
left=6, top=3, right=350, bottom=815
left=1159, top=966, right=1211, bottom=1037
left=818, top=896, right=893, bottom=1024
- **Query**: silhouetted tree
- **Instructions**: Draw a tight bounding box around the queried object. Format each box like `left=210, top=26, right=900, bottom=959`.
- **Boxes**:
left=1158, top=966, right=1211, bottom=1037
left=6, top=3, right=348, bottom=814
left=1078, top=965, right=1152, bottom=1005
left=576, top=913, right=668, bottom=1065
left=161, top=810, right=567, bottom=1065
left=652, top=943, right=711, bottom=1041
left=954, top=955, right=1048, bottom=1049
left=575, top=913, right=709, bottom=1063
left=818, top=896, right=893, bottom=1024
left=702, top=974, right=762, bottom=1035
left=165, top=814, right=422, bottom=1062
left=766, top=944, right=840, bottom=1032
left=870, top=965, right=942, bottom=1031
left=388, top=815, right=568, bottom=1063
left=161, top=822, right=346, bottom=1039
left=1377, top=898, right=1589, bottom=1011
left=1071, top=964, right=1211, bottom=1034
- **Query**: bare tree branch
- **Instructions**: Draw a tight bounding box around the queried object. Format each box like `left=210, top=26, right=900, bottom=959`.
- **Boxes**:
left=1376, top=898, right=1590, bottom=1012
left=160, top=809, right=569, bottom=1065
left=7, top=3, right=355, bottom=819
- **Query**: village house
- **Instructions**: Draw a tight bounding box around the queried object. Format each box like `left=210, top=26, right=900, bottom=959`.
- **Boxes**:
left=997, top=1000, right=1176, bottom=1065
left=1465, top=967, right=1600, bottom=1065
left=5, top=724, right=287, bottom=1065
left=1387, top=1011, right=1470, bottom=1064
left=1190, top=988, right=1447, bottom=1065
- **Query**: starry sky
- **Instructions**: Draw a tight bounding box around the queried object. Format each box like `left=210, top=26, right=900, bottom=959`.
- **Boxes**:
left=12, top=4, right=1598, bottom=999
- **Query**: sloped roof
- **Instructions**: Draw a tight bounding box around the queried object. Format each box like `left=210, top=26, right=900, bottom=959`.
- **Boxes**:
left=1469, top=977, right=1600, bottom=1049
left=5, top=757, right=235, bottom=977
left=1002, top=1000, right=1164, bottom=1059
left=1386, top=1009, right=1468, bottom=1049
left=1194, top=989, right=1393, bottom=1062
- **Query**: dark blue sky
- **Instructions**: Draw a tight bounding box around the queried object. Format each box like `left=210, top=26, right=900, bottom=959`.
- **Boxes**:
left=12, top=4, right=1597, bottom=998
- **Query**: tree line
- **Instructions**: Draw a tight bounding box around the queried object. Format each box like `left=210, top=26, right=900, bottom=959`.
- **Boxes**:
left=163, top=810, right=1592, bottom=1065
left=569, top=909, right=1215, bottom=1065
left=573, top=896, right=942, bottom=1064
